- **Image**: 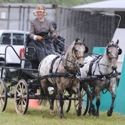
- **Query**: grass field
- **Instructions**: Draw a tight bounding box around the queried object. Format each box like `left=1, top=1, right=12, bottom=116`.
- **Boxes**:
left=0, top=100, right=125, bottom=125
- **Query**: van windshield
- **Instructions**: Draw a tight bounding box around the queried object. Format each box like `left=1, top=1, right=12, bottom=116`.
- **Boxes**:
left=0, top=33, right=11, bottom=44
left=13, top=33, right=24, bottom=45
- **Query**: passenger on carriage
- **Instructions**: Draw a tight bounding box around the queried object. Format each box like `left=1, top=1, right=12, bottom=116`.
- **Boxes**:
left=28, top=4, right=65, bottom=68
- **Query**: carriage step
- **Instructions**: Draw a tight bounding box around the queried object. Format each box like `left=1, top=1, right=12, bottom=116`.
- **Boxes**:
left=0, top=61, right=6, bottom=65
left=29, top=95, right=79, bottom=100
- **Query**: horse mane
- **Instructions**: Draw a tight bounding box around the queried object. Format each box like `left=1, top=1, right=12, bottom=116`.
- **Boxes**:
left=65, top=40, right=76, bottom=57
left=63, top=39, right=83, bottom=73
left=65, top=39, right=83, bottom=58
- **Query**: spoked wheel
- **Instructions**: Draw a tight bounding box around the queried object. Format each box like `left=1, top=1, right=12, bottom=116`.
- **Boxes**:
left=14, top=79, right=29, bottom=114
left=0, top=79, right=7, bottom=112
left=74, top=89, right=89, bottom=115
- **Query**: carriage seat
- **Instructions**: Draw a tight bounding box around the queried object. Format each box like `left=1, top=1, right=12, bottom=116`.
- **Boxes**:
left=25, top=46, right=39, bottom=69
left=24, top=34, right=40, bottom=69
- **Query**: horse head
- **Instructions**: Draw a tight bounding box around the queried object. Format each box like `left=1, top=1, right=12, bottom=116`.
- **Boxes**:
left=106, top=40, right=122, bottom=70
left=64, top=38, right=88, bottom=73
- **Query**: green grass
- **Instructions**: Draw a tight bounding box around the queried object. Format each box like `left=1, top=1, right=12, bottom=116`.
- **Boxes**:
left=0, top=100, right=125, bottom=125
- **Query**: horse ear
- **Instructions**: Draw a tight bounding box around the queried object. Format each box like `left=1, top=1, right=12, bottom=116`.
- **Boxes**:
left=106, top=40, right=109, bottom=44
left=118, top=48, right=122, bottom=55
left=116, top=39, right=119, bottom=45
left=83, top=38, right=85, bottom=43
left=52, top=22, right=57, bottom=30
left=75, top=38, right=80, bottom=43
left=85, top=46, right=89, bottom=53
left=107, top=41, right=112, bottom=45
left=82, top=38, right=88, bottom=53
left=111, top=41, right=114, bottom=44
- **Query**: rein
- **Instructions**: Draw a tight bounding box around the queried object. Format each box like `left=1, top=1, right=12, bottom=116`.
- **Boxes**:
left=88, top=54, right=118, bottom=76
left=63, top=57, right=81, bottom=76
left=76, top=56, right=84, bottom=60
left=62, top=51, right=81, bottom=76
left=49, top=55, right=80, bottom=78
left=60, top=40, right=85, bottom=76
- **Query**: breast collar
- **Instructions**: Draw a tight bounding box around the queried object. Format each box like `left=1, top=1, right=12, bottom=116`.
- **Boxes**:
left=88, top=55, right=102, bottom=76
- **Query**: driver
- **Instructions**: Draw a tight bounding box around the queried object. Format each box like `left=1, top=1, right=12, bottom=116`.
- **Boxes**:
left=29, top=4, right=57, bottom=67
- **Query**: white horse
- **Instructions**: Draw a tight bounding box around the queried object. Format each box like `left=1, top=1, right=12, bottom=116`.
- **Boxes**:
left=38, top=38, right=88, bottom=118
left=80, top=41, right=122, bottom=116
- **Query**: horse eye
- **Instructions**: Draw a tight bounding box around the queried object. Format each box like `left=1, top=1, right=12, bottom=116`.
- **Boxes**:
left=108, top=50, right=112, bottom=53
left=74, top=49, right=78, bottom=53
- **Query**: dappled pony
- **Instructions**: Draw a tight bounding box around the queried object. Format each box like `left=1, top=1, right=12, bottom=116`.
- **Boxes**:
left=38, top=39, right=88, bottom=118
left=80, top=40, right=122, bottom=116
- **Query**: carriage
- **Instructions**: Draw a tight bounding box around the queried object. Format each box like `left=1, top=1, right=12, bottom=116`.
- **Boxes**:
left=0, top=38, right=89, bottom=117
left=0, top=35, right=122, bottom=118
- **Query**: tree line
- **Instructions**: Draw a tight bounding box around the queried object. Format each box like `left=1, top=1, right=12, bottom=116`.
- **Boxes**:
left=0, top=0, right=103, bottom=6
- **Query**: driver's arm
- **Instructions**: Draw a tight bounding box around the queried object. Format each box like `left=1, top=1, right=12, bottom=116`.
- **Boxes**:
left=30, top=21, right=43, bottom=42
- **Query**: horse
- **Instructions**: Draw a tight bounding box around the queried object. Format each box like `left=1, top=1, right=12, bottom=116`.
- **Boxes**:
left=38, top=38, right=88, bottom=118
left=80, top=40, right=122, bottom=116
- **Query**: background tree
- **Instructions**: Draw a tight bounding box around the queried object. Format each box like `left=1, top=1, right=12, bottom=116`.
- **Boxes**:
left=0, top=0, right=104, bottom=6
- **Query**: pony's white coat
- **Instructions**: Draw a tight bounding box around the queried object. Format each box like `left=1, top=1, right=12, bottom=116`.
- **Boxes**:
left=80, top=54, right=114, bottom=78
left=80, top=41, right=121, bottom=116
left=39, top=54, right=58, bottom=76
left=38, top=40, right=86, bottom=93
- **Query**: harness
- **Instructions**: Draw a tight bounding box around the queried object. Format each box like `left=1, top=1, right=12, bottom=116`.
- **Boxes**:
left=49, top=55, right=78, bottom=76
left=49, top=56, right=60, bottom=73
left=63, top=60, right=80, bottom=76
left=87, top=55, right=102, bottom=76
left=86, top=54, right=120, bottom=95
left=63, top=53, right=81, bottom=76
left=48, top=55, right=61, bottom=89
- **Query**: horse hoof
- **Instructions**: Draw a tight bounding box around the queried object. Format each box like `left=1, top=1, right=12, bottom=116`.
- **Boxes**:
left=59, top=114, right=64, bottom=118
left=89, top=113, right=92, bottom=116
left=49, top=110, right=55, bottom=116
left=107, top=110, right=112, bottom=117
left=92, top=112, right=97, bottom=116
left=92, top=110, right=97, bottom=116
left=95, top=113, right=99, bottom=117
left=76, top=109, right=81, bottom=116
left=88, top=108, right=96, bottom=116
left=88, top=109, right=92, bottom=116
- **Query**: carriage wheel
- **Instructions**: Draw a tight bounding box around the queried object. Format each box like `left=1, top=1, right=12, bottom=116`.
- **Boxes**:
left=14, top=79, right=29, bottom=114
left=74, top=89, right=89, bottom=115
left=0, top=79, right=7, bottom=112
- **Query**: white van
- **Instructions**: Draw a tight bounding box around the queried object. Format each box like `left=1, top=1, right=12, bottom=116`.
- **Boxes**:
left=0, top=30, right=29, bottom=65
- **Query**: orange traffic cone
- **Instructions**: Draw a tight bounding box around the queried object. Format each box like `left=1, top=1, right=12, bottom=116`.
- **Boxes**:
left=29, top=99, right=41, bottom=109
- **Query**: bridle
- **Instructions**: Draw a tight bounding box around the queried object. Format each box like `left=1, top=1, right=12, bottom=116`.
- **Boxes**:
left=63, top=54, right=81, bottom=75
left=106, top=44, right=120, bottom=60
left=63, top=41, right=87, bottom=75
left=73, top=43, right=86, bottom=60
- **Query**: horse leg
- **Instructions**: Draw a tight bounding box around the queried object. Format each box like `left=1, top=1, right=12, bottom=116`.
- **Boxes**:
left=95, top=94, right=100, bottom=116
left=89, top=99, right=96, bottom=116
left=82, top=82, right=94, bottom=115
left=40, top=79, right=48, bottom=96
left=89, top=101, right=93, bottom=116
left=107, top=78, right=117, bottom=116
left=94, top=86, right=101, bottom=117
left=58, top=91, right=64, bottom=118
left=82, top=82, right=91, bottom=100
left=41, top=79, right=55, bottom=115
left=49, top=95, right=55, bottom=115
left=88, top=90, right=96, bottom=116
left=107, top=95, right=115, bottom=117
left=76, top=87, right=82, bottom=116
